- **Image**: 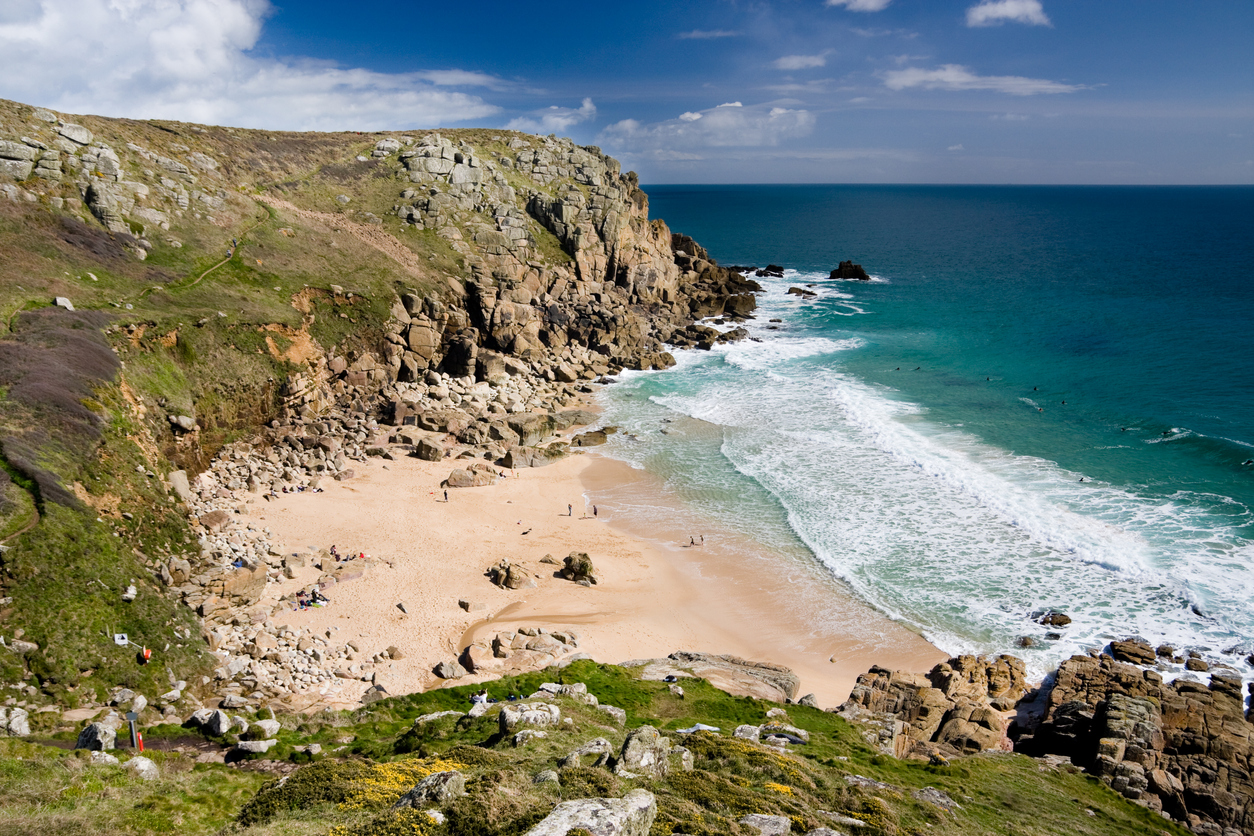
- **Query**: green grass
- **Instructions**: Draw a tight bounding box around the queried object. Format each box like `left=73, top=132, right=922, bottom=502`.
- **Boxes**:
left=0, top=737, right=268, bottom=836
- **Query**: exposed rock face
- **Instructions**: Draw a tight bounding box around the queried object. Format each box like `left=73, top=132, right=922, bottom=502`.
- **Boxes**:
left=621, top=651, right=800, bottom=703
left=848, top=644, right=1254, bottom=836
left=839, top=655, right=1027, bottom=758
left=522, top=788, right=656, bottom=836
left=1016, top=652, right=1254, bottom=834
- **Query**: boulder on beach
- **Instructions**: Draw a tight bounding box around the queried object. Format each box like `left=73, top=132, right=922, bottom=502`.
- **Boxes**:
left=558, top=551, right=597, bottom=585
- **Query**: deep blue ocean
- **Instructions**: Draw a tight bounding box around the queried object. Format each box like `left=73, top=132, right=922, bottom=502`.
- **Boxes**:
left=595, top=184, right=1254, bottom=680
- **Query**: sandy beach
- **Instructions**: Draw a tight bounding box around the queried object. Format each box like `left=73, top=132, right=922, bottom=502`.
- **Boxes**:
left=251, top=449, right=945, bottom=710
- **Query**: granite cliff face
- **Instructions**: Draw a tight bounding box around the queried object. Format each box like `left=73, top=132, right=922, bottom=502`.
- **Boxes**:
left=840, top=642, right=1254, bottom=836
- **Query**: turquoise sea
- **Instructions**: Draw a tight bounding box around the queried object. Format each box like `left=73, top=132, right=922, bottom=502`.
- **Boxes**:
left=595, top=185, right=1254, bottom=681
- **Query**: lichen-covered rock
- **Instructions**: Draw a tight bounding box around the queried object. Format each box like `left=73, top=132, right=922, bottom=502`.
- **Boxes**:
left=559, top=551, right=596, bottom=584
left=614, top=725, right=673, bottom=779
left=498, top=702, right=562, bottom=734
left=522, top=788, right=655, bottom=836
left=739, top=814, right=791, bottom=835
left=393, top=771, right=466, bottom=808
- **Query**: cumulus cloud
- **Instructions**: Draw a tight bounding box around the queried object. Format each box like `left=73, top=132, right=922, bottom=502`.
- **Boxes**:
left=0, top=0, right=500, bottom=130
left=883, top=64, right=1082, bottom=95
left=505, top=98, right=596, bottom=134
left=773, top=53, right=828, bottom=70
left=677, top=29, right=740, bottom=39
left=599, top=101, right=815, bottom=153
left=965, top=0, right=1051, bottom=27
left=826, top=0, right=892, bottom=11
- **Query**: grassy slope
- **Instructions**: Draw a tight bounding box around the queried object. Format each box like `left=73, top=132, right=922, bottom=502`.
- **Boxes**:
left=0, top=660, right=1183, bottom=836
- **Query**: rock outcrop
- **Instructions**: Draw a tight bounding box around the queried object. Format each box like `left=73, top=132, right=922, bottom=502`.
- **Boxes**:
left=522, top=788, right=656, bottom=836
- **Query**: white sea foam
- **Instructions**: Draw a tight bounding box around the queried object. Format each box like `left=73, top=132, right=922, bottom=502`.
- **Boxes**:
left=597, top=276, right=1254, bottom=683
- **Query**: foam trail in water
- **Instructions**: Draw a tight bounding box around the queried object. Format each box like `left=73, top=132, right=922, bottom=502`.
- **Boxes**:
left=600, top=325, right=1254, bottom=682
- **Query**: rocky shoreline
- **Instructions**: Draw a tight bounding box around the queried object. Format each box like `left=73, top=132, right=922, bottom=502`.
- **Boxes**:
left=838, top=640, right=1254, bottom=835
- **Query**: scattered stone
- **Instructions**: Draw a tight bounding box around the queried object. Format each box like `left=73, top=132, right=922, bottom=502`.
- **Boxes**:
left=124, top=756, right=160, bottom=781
left=89, top=751, right=120, bottom=766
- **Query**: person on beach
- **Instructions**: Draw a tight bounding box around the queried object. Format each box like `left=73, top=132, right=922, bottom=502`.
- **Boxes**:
left=444, top=490, right=448, bottom=502
left=568, top=504, right=573, bottom=516
left=593, top=505, right=598, bottom=518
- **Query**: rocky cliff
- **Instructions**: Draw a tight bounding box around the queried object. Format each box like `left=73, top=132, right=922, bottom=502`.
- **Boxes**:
left=0, top=95, right=763, bottom=712
left=839, top=640, right=1254, bottom=836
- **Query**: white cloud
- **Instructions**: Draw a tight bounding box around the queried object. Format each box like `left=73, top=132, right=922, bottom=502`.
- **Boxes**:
left=773, top=53, right=828, bottom=70
left=965, top=0, right=1051, bottom=27
left=599, top=101, right=815, bottom=152
left=677, top=29, right=740, bottom=39
left=991, top=112, right=1031, bottom=120
left=505, top=98, right=596, bottom=134
left=882, top=64, right=1082, bottom=95
left=947, top=144, right=964, bottom=151
left=826, top=0, right=892, bottom=11
left=0, top=0, right=500, bottom=130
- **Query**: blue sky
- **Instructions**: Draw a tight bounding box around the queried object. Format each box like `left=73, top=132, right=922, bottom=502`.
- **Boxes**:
left=1, top=0, right=1250, bottom=183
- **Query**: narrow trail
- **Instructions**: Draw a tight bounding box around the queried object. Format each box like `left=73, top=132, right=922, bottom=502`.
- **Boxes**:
left=135, top=206, right=275, bottom=304
left=0, top=505, right=38, bottom=546
left=252, top=194, right=426, bottom=278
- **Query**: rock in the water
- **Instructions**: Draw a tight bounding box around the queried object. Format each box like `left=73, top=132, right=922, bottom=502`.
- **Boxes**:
left=75, top=723, right=116, bottom=751
left=1108, top=638, right=1156, bottom=666
left=829, top=260, right=870, bottom=280
left=522, top=788, right=656, bottom=836
left=739, top=814, right=791, bottom=835
left=124, top=756, right=159, bottom=781
left=393, top=770, right=466, bottom=808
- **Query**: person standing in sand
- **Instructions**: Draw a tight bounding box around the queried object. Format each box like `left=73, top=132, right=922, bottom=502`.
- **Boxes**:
left=568, top=504, right=573, bottom=516
left=444, top=490, right=448, bottom=502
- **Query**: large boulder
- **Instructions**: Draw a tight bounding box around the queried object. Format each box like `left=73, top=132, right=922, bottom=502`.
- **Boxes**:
left=393, top=771, right=466, bottom=808
left=559, top=551, right=596, bottom=584
left=522, top=788, right=656, bottom=836
left=75, top=723, right=117, bottom=751
left=499, top=703, right=562, bottom=734
left=447, top=466, right=496, bottom=488
left=488, top=560, right=535, bottom=590
left=614, top=725, right=673, bottom=779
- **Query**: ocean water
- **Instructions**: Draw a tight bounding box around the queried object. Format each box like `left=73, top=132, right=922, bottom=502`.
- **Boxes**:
left=594, top=185, right=1254, bottom=682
